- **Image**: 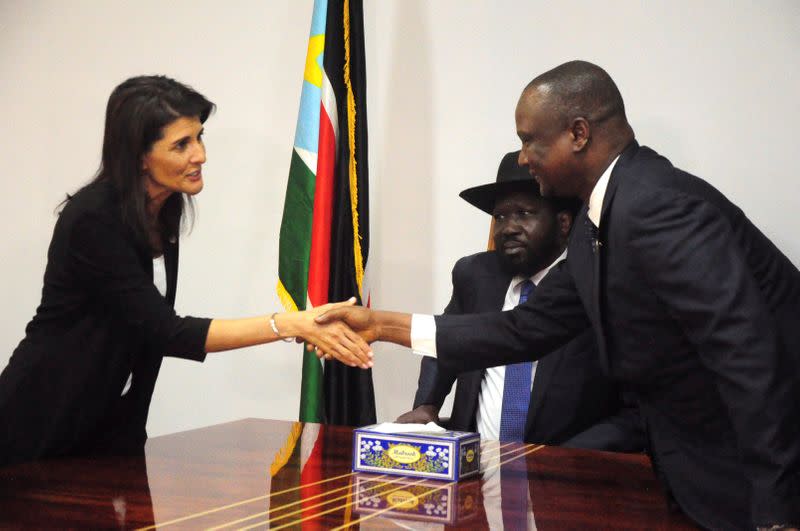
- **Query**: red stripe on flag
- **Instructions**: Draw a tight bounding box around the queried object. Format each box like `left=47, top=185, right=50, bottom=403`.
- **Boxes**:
left=307, top=102, right=336, bottom=307
left=299, top=429, right=325, bottom=530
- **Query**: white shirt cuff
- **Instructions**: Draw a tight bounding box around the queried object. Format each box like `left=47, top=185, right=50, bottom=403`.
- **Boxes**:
left=410, top=314, right=437, bottom=358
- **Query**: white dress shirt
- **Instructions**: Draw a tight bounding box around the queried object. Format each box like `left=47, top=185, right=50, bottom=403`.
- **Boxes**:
left=152, top=254, right=168, bottom=298
left=475, top=252, right=565, bottom=440
left=412, top=251, right=566, bottom=441
left=587, top=155, right=620, bottom=228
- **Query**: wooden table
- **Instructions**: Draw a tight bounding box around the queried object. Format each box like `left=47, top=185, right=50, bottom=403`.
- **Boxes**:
left=0, top=418, right=698, bottom=529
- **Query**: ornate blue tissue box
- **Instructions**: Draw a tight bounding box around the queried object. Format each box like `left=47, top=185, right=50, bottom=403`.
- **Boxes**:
left=352, top=425, right=481, bottom=481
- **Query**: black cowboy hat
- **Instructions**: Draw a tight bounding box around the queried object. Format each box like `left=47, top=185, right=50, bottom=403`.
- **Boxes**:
left=458, top=150, right=540, bottom=214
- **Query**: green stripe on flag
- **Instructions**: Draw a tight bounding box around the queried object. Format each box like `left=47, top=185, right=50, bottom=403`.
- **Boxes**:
left=278, top=149, right=324, bottom=423
left=278, top=149, right=315, bottom=312
left=299, top=349, right=324, bottom=422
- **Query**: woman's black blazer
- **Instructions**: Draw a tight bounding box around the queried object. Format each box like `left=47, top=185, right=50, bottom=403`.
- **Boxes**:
left=0, top=180, right=211, bottom=465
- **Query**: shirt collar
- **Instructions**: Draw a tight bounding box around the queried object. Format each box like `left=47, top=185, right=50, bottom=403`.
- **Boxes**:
left=587, top=155, right=620, bottom=228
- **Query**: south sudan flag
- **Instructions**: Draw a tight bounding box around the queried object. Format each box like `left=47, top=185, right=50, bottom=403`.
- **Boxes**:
left=277, top=0, right=375, bottom=426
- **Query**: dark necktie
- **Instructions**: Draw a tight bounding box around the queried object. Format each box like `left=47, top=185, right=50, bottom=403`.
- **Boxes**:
left=586, top=217, right=601, bottom=254
left=498, top=279, right=535, bottom=442
left=585, top=215, right=611, bottom=372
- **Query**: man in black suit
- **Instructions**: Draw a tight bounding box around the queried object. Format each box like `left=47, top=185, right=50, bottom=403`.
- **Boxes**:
left=319, top=61, right=800, bottom=530
left=396, top=151, right=642, bottom=452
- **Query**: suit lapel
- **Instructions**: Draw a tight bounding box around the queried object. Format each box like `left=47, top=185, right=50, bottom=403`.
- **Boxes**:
left=589, top=141, right=639, bottom=374
left=582, top=142, right=638, bottom=374
left=479, top=253, right=513, bottom=310
left=590, top=217, right=609, bottom=373
left=599, top=140, right=637, bottom=224
left=571, top=204, right=611, bottom=375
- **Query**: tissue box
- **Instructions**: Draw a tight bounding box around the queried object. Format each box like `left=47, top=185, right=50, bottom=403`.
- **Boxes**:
left=353, top=473, right=481, bottom=524
left=352, top=425, right=481, bottom=481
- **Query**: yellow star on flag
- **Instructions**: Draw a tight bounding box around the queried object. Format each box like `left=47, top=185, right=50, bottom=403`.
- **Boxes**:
left=304, top=34, right=325, bottom=88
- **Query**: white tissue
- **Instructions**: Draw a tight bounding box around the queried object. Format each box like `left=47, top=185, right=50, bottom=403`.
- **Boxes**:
left=364, top=421, right=446, bottom=434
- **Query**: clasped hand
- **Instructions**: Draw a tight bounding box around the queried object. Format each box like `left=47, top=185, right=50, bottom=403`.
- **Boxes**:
left=305, top=305, right=379, bottom=367
left=292, top=301, right=378, bottom=369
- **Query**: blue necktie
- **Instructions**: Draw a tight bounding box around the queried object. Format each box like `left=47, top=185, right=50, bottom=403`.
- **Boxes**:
left=499, top=279, right=535, bottom=442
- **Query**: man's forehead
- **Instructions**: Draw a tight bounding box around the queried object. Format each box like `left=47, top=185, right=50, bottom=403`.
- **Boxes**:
left=520, top=83, right=552, bottom=105
left=517, top=87, right=562, bottom=134
left=517, top=89, right=551, bottom=122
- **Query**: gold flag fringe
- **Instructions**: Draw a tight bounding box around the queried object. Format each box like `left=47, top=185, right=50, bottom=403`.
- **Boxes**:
left=276, top=279, right=300, bottom=312
left=269, top=421, right=304, bottom=477
left=342, top=0, right=365, bottom=298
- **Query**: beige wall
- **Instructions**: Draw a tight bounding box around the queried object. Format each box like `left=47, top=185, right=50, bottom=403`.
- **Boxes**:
left=1, top=0, right=798, bottom=436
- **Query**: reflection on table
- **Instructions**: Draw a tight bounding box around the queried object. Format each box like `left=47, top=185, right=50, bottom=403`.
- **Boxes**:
left=0, top=418, right=698, bottom=529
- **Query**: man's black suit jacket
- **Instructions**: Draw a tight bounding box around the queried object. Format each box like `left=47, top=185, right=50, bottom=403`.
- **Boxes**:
left=0, top=180, right=211, bottom=466
left=413, top=252, right=642, bottom=452
left=433, top=142, right=800, bottom=530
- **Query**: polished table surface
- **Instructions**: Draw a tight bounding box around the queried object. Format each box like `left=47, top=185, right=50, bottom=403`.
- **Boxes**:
left=0, top=418, right=698, bottom=529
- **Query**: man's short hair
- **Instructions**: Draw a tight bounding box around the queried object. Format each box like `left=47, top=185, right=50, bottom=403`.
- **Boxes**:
left=527, top=60, right=627, bottom=127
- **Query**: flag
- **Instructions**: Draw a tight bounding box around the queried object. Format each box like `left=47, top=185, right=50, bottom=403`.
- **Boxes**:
left=278, top=0, right=375, bottom=426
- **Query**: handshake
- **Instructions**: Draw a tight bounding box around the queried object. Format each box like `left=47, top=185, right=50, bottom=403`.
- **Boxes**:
left=278, top=298, right=412, bottom=370
left=299, top=299, right=440, bottom=426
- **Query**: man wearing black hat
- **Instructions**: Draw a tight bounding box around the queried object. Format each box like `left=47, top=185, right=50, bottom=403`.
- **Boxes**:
left=397, top=151, right=642, bottom=451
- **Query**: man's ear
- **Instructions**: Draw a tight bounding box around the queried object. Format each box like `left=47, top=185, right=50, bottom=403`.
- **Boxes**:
left=570, top=117, right=590, bottom=152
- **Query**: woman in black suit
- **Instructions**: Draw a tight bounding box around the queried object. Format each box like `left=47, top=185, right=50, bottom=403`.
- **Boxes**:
left=0, top=75, right=370, bottom=466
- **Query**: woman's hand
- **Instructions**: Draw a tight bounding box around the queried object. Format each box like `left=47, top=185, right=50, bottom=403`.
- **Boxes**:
left=305, top=305, right=381, bottom=364
left=274, top=298, right=374, bottom=369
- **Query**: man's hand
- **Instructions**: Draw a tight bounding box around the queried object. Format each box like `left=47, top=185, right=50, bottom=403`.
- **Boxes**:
left=314, top=306, right=382, bottom=343
left=300, top=319, right=373, bottom=369
left=315, top=307, right=413, bottom=346
left=396, top=405, right=440, bottom=425
left=311, top=307, right=413, bottom=362
left=305, top=298, right=358, bottom=319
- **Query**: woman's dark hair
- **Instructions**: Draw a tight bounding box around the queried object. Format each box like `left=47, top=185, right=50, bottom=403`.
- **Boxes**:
left=92, top=75, right=215, bottom=252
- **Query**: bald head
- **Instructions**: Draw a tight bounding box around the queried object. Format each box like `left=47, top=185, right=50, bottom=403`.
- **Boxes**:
left=525, top=60, right=628, bottom=131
